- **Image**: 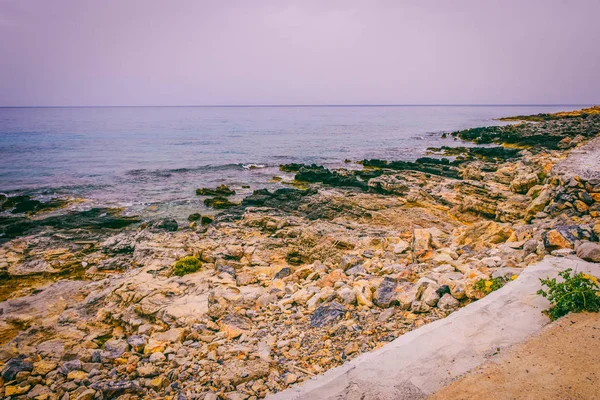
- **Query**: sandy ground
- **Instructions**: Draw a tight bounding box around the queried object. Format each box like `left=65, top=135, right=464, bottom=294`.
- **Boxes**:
left=429, top=312, right=600, bottom=400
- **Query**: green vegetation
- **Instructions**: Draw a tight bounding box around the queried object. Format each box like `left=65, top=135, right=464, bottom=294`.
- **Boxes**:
left=173, top=256, right=202, bottom=276
left=474, top=277, right=505, bottom=294
left=537, top=268, right=600, bottom=320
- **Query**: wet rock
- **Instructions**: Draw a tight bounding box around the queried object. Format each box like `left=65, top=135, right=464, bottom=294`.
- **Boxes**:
left=196, top=185, right=236, bottom=196
left=150, top=218, right=178, bottom=232
left=204, top=196, right=237, bottom=209
left=188, top=213, right=201, bottom=222
left=310, top=302, right=346, bottom=328
left=576, top=242, right=600, bottom=263
left=2, top=357, right=33, bottom=381
left=293, top=164, right=367, bottom=189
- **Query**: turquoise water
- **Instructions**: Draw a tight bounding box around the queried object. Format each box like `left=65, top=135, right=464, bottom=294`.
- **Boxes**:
left=0, top=105, right=587, bottom=219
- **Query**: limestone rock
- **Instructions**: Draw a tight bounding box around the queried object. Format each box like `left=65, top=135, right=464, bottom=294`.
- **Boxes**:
left=576, top=242, right=600, bottom=263
left=310, top=302, right=346, bottom=328
left=510, top=173, right=539, bottom=194
left=437, top=293, right=460, bottom=311
left=373, top=278, right=398, bottom=308
left=543, top=229, right=573, bottom=250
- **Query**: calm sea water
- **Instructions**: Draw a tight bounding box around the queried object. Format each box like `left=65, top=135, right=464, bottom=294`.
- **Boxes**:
left=0, top=105, right=587, bottom=220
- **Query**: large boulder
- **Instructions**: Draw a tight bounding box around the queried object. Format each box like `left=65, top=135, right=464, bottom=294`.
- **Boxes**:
left=576, top=242, right=600, bottom=263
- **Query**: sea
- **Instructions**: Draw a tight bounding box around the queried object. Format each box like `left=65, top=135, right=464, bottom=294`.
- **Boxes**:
left=0, top=105, right=588, bottom=221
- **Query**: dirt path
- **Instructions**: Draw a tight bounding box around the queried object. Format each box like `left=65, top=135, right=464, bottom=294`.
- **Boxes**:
left=429, top=311, right=600, bottom=400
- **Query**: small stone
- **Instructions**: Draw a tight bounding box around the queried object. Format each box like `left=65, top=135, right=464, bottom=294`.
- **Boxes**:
left=5, top=384, right=31, bottom=396
left=149, top=352, right=166, bottom=363
left=373, top=278, right=397, bottom=308
left=422, top=286, right=440, bottom=307
left=285, top=373, right=298, bottom=385
left=127, top=335, right=146, bottom=353
left=152, top=328, right=186, bottom=344
left=144, top=338, right=167, bottom=355
left=236, top=271, right=258, bottom=286
left=413, top=229, right=432, bottom=256
left=32, top=360, right=57, bottom=376
left=27, top=384, right=51, bottom=398
left=411, top=300, right=430, bottom=313
left=149, top=376, right=169, bottom=390
left=437, top=293, right=460, bottom=311
left=102, top=338, right=129, bottom=360
left=337, top=287, right=356, bottom=305
left=310, top=302, right=346, bottom=328
left=393, top=240, right=410, bottom=254
left=137, top=365, right=158, bottom=377
left=344, top=342, right=359, bottom=355
left=340, top=254, right=362, bottom=271
left=574, top=200, right=589, bottom=213
left=274, top=267, right=292, bottom=279
left=67, top=370, right=88, bottom=381
left=75, top=389, right=97, bottom=400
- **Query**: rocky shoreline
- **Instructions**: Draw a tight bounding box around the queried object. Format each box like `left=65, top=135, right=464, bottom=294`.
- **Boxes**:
left=1, top=107, right=600, bottom=400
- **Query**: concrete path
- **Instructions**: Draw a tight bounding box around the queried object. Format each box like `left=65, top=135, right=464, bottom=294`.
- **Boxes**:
left=268, top=256, right=600, bottom=400
left=429, top=311, right=600, bottom=400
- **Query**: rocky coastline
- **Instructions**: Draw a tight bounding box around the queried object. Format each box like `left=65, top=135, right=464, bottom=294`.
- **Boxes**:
left=1, top=106, right=600, bottom=400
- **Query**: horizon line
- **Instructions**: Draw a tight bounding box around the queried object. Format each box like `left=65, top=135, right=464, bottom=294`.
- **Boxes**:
left=0, top=103, right=596, bottom=109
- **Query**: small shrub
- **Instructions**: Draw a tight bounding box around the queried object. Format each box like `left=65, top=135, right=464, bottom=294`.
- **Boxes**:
left=537, top=268, right=600, bottom=320
left=474, top=277, right=505, bottom=294
left=173, top=256, right=201, bottom=276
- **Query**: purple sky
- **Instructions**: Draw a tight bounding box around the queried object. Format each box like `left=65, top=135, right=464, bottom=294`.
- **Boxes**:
left=0, top=0, right=599, bottom=106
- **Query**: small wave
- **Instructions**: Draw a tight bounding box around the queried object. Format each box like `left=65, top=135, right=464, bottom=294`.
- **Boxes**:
left=242, top=163, right=267, bottom=170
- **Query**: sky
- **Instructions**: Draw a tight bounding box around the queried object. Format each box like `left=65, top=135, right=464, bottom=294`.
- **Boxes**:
left=0, top=0, right=599, bottom=106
